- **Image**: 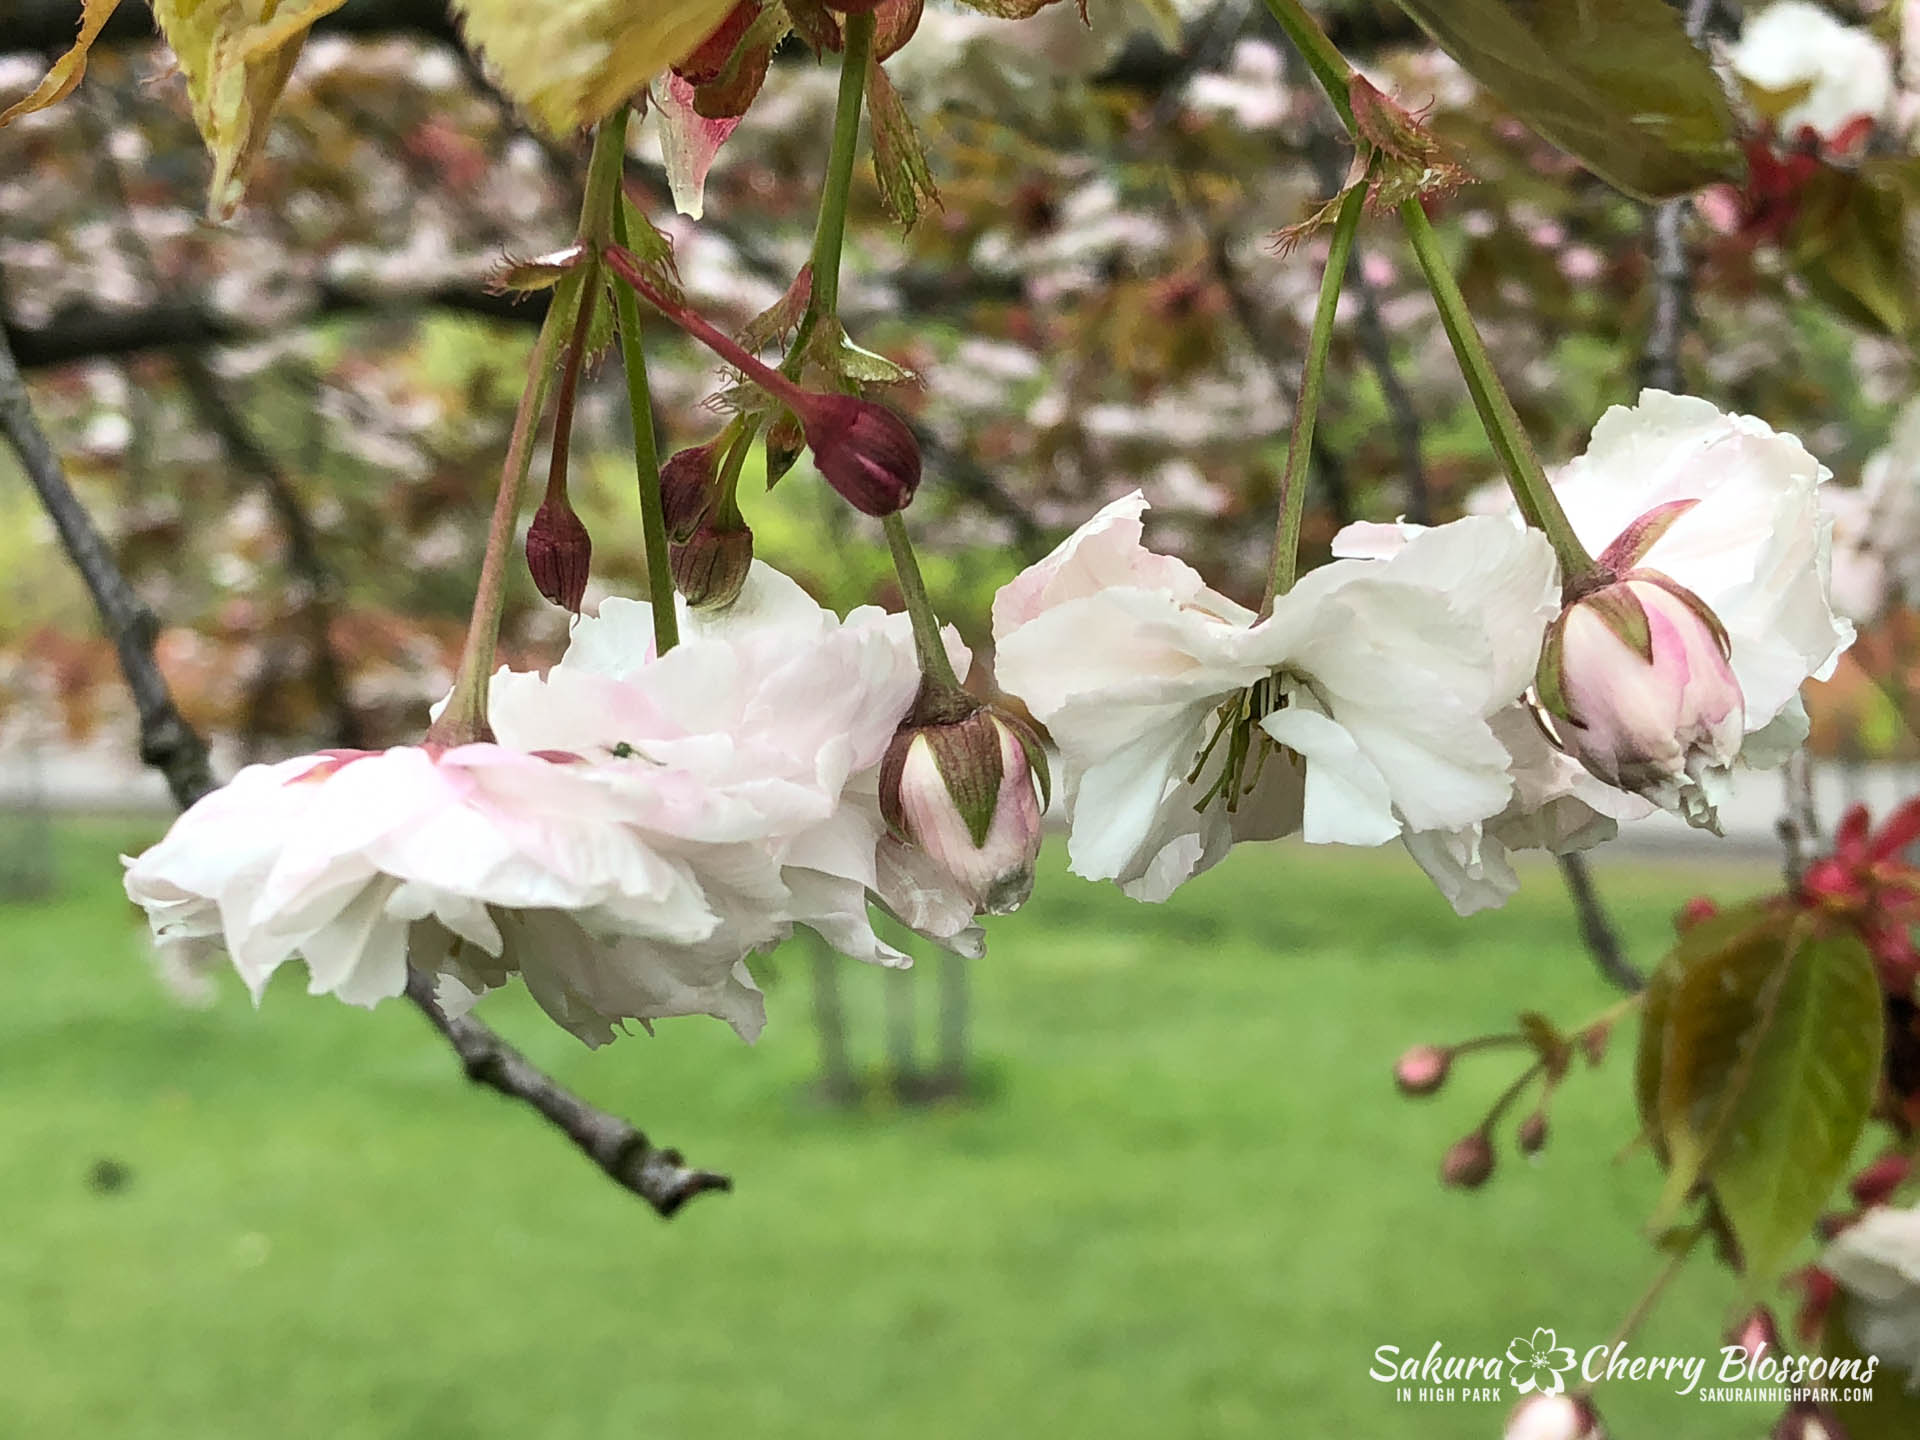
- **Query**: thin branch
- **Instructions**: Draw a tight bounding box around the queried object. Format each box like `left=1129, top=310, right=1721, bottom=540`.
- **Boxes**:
left=0, top=325, right=215, bottom=809
left=1640, top=0, right=1717, bottom=393
left=0, top=323, right=724, bottom=1217
left=1557, top=852, right=1645, bottom=994
left=403, top=971, right=731, bottom=1215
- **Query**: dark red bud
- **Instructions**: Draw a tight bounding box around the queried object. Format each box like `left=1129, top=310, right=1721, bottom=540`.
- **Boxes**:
left=1394, top=1044, right=1451, bottom=1097
left=525, top=496, right=592, bottom=612
left=803, top=394, right=920, bottom=516
left=1850, top=1152, right=1913, bottom=1207
left=670, top=515, right=753, bottom=609
left=1440, top=1132, right=1495, bottom=1190
left=674, top=1, right=761, bottom=85
left=1517, top=1111, right=1549, bottom=1156
left=659, top=442, right=719, bottom=542
left=1675, top=896, right=1719, bottom=933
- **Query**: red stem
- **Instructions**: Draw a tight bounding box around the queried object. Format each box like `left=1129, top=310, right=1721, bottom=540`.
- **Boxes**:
left=602, top=245, right=812, bottom=415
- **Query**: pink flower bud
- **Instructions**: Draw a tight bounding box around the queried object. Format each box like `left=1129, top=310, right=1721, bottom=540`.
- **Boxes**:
left=525, top=495, right=592, bottom=612
left=1850, top=1152, right=1913, bottom=1207
left=659, top=442, right=719, bottom=542
left=803, top=394, right=921, bottom=516
left=1674, top=895, right=1719, bottom=933
left=1505, top=1393, right=1604, bottom=1440
left=1536, top=573, right=1744, bottom=832
left=1394, top=1044, right=1451, bottom=1096
left=880, top=705, right=1046, bottom=916
left=1730, top=1306, right=1781, bottom=1367
left=1517, top=1110, right=1549, bottom=1155
left=670, top=515, right=753, bottom=610
left=1440, top=1131, right=1495, bottom=1190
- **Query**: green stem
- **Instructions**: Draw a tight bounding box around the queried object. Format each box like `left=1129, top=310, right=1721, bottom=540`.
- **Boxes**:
left=1264, top=183, right=1365, bottom=610
left=426, top=111, right=632, bottom=746
left=783, top=11, right=874, bottom=380
left=1399, top=201, right=1599, bottom=585
left=1259, top=0, right=1603, bottom=590
left=610, top=188, right=678, bottom=654
left=1257, top=0, right=1355, bottom=129
left=884, top=513, right=960, bottom=689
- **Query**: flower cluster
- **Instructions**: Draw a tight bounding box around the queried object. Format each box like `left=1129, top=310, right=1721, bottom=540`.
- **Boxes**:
left=125, top=564, right=1033, bottom=1044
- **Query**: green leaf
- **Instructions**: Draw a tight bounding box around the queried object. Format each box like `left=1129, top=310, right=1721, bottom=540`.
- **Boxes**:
left=152, top=0, right=352, bottom=218
left=1384, top=0, right=1742, bottom=201
left=1654, top=920, right=1882, bottom=1294
left=865, top=62, right=941, bottom=231
left=450, top=0, right=743, bottom=133
left=1791, top=164, right=1918, bottom=340
left=836, top=328, right=916, bottom=386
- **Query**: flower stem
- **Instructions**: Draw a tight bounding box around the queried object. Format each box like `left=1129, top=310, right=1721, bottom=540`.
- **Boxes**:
left=784, top=10, right=875, bottom=380
left=884, top=512, right=960, bottom=689
left=607, top=172, right=678, bottom=651
left=1258, top=0, right=1603, bottom=591
left=1398, top=200, right=1601, bottom=587
left=1257, top=0, right=1355, bottom=129
left=1586, top=1221, right=1705, bottom=1394
left=427, top=113, right=631, bottom=746
left=1264, top=182, right=1365, bottom=610
left=542, top=260, right=599, bottom=519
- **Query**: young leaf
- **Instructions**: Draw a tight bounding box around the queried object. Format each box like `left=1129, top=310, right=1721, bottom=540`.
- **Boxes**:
left=866, top=62, right=941, bottom=230
left=1385, top=0, right=1742, bottom=201
left=1654, top=919, right=1882, bottom=1294
left=148, top=1, right=352, bottom=217
left=451, top=0, right=744, bottom=134
left=1792, top=164, right=1917, bottom=341
left=0, top=0, right=124, bottom=126
left=836, top=329, right=916, bottom=386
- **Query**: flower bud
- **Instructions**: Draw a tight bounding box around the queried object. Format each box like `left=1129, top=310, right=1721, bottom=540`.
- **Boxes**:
left=1536, top=572, right=1744, bottom=833
left=525, top=494, right=592, bottom=612
left=1394, top=1044, right=1451, bottom=1097
left=670, top=514, right=753, bottom=610
left=1674, top=895, right=1719, bottom=933
left=659, top=441, right=719, bottom=542
left=1517, top=1110, right=1550, bottom=1156
left=803, top=394, right=921, bottom=516
left=1504, top=1392, right=1604, bottom=1440
left=1440, top=1131, right=1495, bottom=1190
left=1849, top=1152, right=1913, bottom=1207
left=880, top=703, right=1046, bottom=917
left=1730, top=1306, right=1781, bottom=1367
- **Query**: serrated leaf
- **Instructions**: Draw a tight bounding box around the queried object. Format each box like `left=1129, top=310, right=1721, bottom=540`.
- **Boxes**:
left=1385, top=0, right=1742, bottom=201
left=836, top=329, right=916, bottom=386
left=451, top=0, right=744, bottom=134
left=550, top=267, right=615, bottom=368
left=866, top=61, right=941, bottom=231
left=151, top=0, right=351, bottom=218
left=0, top=0, right=124, bottom=126
left=490, top=245, right=588, bottom=294
left=737, top=266, right=813, bottom=356
left=1655, top=920, right=1882, bottom=1294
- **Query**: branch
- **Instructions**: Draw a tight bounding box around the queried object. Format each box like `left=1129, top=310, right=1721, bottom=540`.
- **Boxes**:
left=0, top=322, right=725, bottom=1217
left=0, top=324, right=215, bottom=808
left=1556, top=853, right=1644, bottom=993
left=1640, top=0, right=1717, bottom=393
left=403, top=970, right=732, bottom=1215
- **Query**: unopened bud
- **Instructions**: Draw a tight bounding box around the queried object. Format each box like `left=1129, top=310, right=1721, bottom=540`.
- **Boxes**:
left=525, top=495, right=592, bottom=612
left=1441, top=1131, right=1495, bottom=1190
left=880, top=702, right=1046, bottom=917
left=1849, top=1152, right=1912, bottom=1207
left=670, top=515, right=753, bottom=610
left=673, top=0, right=760, bottom=85
left=1394, top=1044, right=1451, bottom=1097
left=659, top=441, right=719, bottom=542
left=1518, top=1110, right=1550, bottom=1156
left=1536, top=568, right=1743, bottom=833
left=1675, top=895, right=1719, bottom=933
left=764, top=409, right=805, bottom=488
left=803, top=394, right=921, bottom=516
left=1730, top=1306, right=1781, bottom=1367
left=1504, top=1392, right=1604, bottom=1440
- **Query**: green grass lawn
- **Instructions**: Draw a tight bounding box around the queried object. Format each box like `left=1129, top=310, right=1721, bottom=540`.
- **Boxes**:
left=2, top=820, right=1797, bottom=1438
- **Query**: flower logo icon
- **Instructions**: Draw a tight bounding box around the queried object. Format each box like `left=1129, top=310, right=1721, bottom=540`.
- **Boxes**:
left=1506, top=1328, right=1578, bottom=1396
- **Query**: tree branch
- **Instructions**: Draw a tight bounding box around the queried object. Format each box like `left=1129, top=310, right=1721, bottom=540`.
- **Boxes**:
left=0, top=321, right=725, bottom=1217
left=1640, top=0, right=1717, bottom=393
left=1556, top=853, right=1644, bottom=994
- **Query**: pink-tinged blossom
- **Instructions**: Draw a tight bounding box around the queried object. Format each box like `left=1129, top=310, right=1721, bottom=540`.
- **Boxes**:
left=1730, top=1, right=1894, bottom=150
left=991, top=493, right=1557, bottom=903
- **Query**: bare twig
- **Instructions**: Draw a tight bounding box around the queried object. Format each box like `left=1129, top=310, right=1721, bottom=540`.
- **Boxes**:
left=1779, top=747, right=1819, bottom=889
left=403, top=971, right=731, bottom=1215
left=1, top=322, right=724, bottom=1216
left=1641, top=0, right=1718, bottom=393
left=0, top=326, right=215, bottom=808
left=1557, top=853, right=1645, bottom=993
